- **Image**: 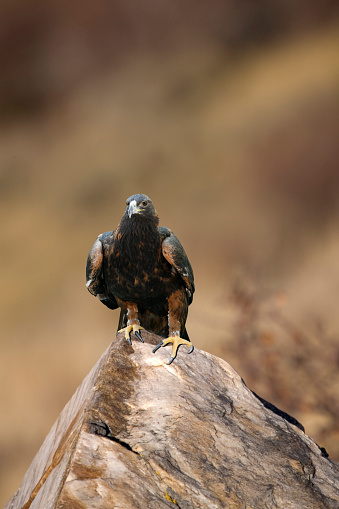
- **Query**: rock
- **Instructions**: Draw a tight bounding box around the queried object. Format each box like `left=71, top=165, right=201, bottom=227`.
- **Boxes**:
left=5, top=331, right=339, bottom=509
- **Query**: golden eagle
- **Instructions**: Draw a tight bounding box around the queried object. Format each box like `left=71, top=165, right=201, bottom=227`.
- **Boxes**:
left=86, top=194, right=194, bottom=364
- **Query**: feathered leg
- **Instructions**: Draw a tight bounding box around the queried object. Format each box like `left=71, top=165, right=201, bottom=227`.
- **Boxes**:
left=153, top=289, right=194, bottom=364
left=117, top=300, right=144, bottom=344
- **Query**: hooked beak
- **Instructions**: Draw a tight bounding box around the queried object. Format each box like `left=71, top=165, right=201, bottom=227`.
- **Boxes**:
left=128, top=200, right=139, bottom=218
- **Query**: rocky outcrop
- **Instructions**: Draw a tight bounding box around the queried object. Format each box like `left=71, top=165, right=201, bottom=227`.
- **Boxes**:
left=5, top=331, right=339, bottom=509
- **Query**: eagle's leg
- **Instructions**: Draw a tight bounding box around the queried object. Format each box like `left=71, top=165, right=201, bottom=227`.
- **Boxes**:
left=117, top=301, right=144, bottom=345
left=152, top=289, right=194, bottom=364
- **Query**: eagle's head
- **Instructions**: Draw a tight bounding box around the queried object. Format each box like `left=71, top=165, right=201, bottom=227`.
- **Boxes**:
left=125, top=194, right=158, bottom=222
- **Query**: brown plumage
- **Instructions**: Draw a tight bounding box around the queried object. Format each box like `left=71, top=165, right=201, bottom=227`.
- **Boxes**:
left=86, top=194, right=194, bottom=364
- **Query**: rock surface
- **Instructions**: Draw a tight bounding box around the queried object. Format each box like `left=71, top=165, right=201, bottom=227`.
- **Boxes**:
left=5, top=331, right=339, bottom=509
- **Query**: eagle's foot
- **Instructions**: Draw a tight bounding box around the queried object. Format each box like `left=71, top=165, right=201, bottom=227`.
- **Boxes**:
left=118, top=324, right=144, bottom=345
left=152, top=336, right=194, bottom=365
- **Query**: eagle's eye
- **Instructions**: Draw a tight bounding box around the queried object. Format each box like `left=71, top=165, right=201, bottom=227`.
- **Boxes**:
left=142, top=200, right=148, bottom=207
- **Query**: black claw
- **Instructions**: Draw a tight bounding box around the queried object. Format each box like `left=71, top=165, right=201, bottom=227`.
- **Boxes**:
left=167, top=356, right=175, bottom=365
left=188, top=345, right=194, bottom=354
left=126, top=337, right=132, bottom=346
left=135, top=330, right=144, bottom=343
left=152, top=341, right=164, bottom=353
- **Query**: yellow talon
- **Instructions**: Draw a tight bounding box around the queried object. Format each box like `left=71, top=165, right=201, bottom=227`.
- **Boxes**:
left=152, top=335, right=194, bottom=364
left=118, top=324, right=144, bottom=344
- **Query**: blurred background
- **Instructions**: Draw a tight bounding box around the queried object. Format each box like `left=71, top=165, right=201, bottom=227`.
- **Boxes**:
left=1, top=0, right=339, bottom=504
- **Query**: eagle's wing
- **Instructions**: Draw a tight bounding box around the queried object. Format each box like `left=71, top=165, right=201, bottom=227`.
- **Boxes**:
left=86, top=232, right=118, bottom=310
left=160, top=227, right=195, bottom=305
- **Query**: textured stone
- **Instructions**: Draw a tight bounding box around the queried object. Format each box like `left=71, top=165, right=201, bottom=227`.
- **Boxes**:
left=5, top=331, right=339, bottom=509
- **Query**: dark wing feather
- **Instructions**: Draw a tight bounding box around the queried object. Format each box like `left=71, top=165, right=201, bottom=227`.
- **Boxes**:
left=161, top=229, right=195, bottom=305
left=86, top=232, right=118, bottom=310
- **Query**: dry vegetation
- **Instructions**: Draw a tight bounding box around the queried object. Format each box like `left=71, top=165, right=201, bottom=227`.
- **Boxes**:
left=1, top=2, right=339, bottom=505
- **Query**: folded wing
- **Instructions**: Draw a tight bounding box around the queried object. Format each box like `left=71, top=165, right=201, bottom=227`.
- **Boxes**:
left=161, top=229, right=195, bottom=305
left=86, top=233, right=118, bottom=310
